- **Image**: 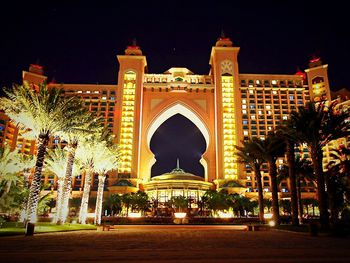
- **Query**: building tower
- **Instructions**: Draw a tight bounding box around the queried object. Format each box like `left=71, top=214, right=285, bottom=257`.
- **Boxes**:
left=209, top=34, right=243, bottom=182
left=115, top=41, right=147, bottom=179
left=305, top=57, right=331, bottom=102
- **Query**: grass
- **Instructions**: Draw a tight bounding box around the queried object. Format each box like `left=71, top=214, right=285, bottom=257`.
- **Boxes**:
left=0, top=222, right=97, bottom=236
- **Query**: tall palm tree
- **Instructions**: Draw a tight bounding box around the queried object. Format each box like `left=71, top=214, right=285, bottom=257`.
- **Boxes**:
left=327, top=146, right=350, bottom=223
left=45, top=145, right=67, bottom=223
left=290, top=101, right=350, bottom=229
left=277, top=121, right=300, bottom=226
left=57, top=113, right=103, bottom=224
left=235, top=138, right=265, bottom=222
left=258, top=132, right=285, bottom=225
left=76, top=129, right=111, bottom=224
left=278, top=157, right=314, bottom=223
left=93, top=143, right=119, bottom=225
left=17, top=152, right=35, bottom=222
left=0, top=82, right=87, bottom=230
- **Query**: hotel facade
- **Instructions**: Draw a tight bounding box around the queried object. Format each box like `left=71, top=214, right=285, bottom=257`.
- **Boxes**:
left=1, top=36, right=349, bottom=204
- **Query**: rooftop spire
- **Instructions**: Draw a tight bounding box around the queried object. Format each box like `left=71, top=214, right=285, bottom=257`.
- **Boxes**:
left=176, top=158, right=180, bottom=169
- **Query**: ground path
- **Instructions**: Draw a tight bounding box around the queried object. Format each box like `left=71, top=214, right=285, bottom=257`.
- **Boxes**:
left=1, top=225, right=349, bottom=262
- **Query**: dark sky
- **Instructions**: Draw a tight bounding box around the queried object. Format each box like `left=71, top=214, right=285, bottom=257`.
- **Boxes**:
left=1, top=1, right=349, bottom=175
left=150, top=114, right=206, bottom=177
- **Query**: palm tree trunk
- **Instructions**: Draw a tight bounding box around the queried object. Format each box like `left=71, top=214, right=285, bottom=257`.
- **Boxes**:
left=287, top=140, right=299, bottom=226
left=26, top=134, right=49, bottom=225
left=57, top=142, right=77, bottom=224
left=254, top=167, right=264, bottom=222
left=53, top=178, right=64, bottom=223
left=79, top=168, right=93, bottom=224
left=19, top=170, right=31, bottom=223
left=269, top=160, right=280, bottom=225
left=94, top=173, right=106, bottom=225
left=310, top=146, right=329, bottom=230
left=297, top=177, right=303, bottom=224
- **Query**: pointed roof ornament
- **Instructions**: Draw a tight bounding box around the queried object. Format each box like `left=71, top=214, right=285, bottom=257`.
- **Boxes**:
left=170, top=158, right=185, bottom=174
left=132, top=38, right=137, bottom=47
left=220, top=28, right=226, bottom=39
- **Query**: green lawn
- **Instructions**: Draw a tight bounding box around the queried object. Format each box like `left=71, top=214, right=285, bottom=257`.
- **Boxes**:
left=0, top=222, right=97, bottom=236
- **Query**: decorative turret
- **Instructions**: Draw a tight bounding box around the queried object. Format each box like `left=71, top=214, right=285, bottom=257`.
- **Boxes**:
left=308, top=56, right=322, bottom=68
left=125, top=38, right=143, bottom=56
left=215, top=30, right=233, bottom=47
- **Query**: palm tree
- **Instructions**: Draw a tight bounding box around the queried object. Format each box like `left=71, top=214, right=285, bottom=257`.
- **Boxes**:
left=57, top=112, right=103, bottom=224
left=169, top=196, right=188, bottom=213
left=104, top=194, right=122, bottom=216
left=121, top=193, right=132, bottom=216
left=278, top=157, right=314, bottom=222
left=327, top=146, right=350, bottom=223
left=0, top=146, right=28, bottom=215
left=45, top=145, right=67, bottom=223
left=0, top=82, right=87, bottom=230
left=17, top=153, right=35, bottom=222
left=93, top=143, right=119, bottom=225
left=0, top=146, right=23, bottom=196
left=290, top=101, right=350, bottom=229
left=258, top=132, right=285, bottom=225
left=202, top=190, right=229, bottom=216
left=277, top=121, right=300, bottom=226
left=131, top=191, right=150, bottom=215
left=235, top=138, right=265, bottom=222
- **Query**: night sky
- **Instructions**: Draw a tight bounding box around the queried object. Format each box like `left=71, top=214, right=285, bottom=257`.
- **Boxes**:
left=1, top=1, right=349, bottom=175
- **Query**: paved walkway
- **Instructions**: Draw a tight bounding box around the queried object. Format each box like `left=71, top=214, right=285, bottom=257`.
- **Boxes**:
left=1, top=225, right=349, bottom=262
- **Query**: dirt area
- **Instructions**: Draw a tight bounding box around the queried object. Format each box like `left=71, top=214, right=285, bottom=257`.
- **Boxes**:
left=0, top=225, right=349, bottom=262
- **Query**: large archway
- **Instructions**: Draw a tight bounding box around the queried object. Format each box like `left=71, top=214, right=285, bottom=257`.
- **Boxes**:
left=142, top=102, right=211, bottom=182
left=150, top=113, right=206, bottom=177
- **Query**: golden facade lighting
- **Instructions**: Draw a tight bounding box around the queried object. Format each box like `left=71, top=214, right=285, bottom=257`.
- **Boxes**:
left=119, top=71, right=137, bottom=173
left=221, top=75, right=238, bottom=179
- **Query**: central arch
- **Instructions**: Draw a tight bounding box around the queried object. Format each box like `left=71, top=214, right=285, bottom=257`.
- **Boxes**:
left=147, top=103, right=210, bottom=149
left=145, top=102, right=210, bottom=181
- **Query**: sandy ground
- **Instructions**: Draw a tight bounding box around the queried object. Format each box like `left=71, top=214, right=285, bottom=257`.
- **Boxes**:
left=0, top=225, right=350, bottom=262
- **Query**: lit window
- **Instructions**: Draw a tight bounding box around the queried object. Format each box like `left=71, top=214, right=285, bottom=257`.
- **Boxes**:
left=102, top=96, right=107, bottom=100
left=242, top=99, right=246, bottom=104
left=282, top=115, right=288, bottom=120
left=268, top=126, right=272, bottom=130
left=243, top=130, right=249, bottom=136
left=258, top=110, right=262, bottom=115
left=260, top=136, right=265, bottom=140
left=242, top=105, right=247, bottom=109
left=243, top=120, right=248, bottom=124
left=251, top=115, right=256, bottom=120
left=272, top=80, right=277, bottom=85
left=94, top=91, right=99, bottom=94
left=249, top=89, right=254, bottom=94
left=289, top=95, right=294, bottom=100
left=242, top=110, right=247, bottom=114
left=86, top=91, right=91, bottom=94
left=272, top=90, right=277, bottom=94
left=266, top=105, right=271, bottom=109
left=256, top=80, right=260, bottom=84
left=77, top=91, right=82, bottom=93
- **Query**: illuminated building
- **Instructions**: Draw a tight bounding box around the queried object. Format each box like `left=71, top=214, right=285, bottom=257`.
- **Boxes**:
left=2, top=35, right=348, bottom=204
